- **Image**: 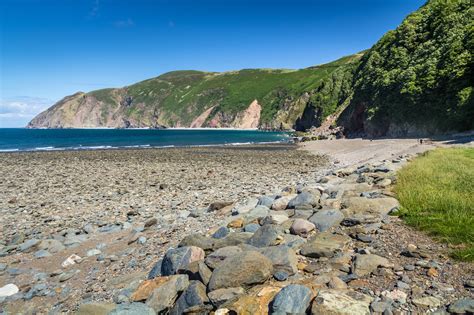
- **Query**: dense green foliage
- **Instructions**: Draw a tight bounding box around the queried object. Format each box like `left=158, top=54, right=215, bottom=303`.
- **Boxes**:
left=345, top=0, right=473, bottom=135
left=396, top=148, right=474, bottom=261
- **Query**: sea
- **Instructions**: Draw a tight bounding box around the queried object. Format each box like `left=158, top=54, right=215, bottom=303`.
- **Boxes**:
left=0, top=128, right=291, bottom=152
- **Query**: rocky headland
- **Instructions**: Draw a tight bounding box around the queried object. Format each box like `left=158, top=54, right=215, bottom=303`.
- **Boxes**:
left=0, top=141, right=473, bottom=314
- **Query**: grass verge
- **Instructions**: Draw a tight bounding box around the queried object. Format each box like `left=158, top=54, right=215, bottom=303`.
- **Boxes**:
left=395, top=148, right=474, bottom=261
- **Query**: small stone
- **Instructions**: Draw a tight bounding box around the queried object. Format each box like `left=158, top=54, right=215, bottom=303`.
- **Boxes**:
left=208, top=287, right=245, bottom=308
left=309, top=209, right=344, bottom=232
left=448, top=298, right=474, bottom=314
left=371, top=301, right=392, bottom=314
left=465, top=280, right=474, bottom=288
left=353, top=254, right=392, bottom=276
left=87, top=249, right=102, bottom=257
left=147, top=259, right=163, bottom=279
left=144, top=218, right=158, bottom=228
left=77, top=303, right=117, bottom=315
left=34, top=249, right=52, bottom=259
left=271, top=195, right=296, bottom=211
left=290, top=219, right=315, bottom=237
left=108, top=303, right=155, bottom=315
left=208, top=201, right=234, bottom=212
left=0, top=284, right=19, bottom=297
left=227, top=218, right=244, bottom=228
left=61, top=254, right=82, bottom=268
left=138, top=236, right=147, bottom=244
left=271, top=284, right=313, bottom=314
left=397, top=281, right=410, bottom=290
left=381, top=289, right=407, bottom=304
left=19, top=239, right=40, bottom=252
left=312, top=289, right=372, bottom=314
left=356, top=234, right=373, bottom=243
left=247, top=224, right=282, bottom=248
left=427, top=267, right=439, bottom=277
left=274, top=271, right=289, bottom=281
left=412, top=296, right=442, bottom=308
left=404, top=264, right=415, bottom=271
left=59, top=270, right=78, bottom=282
left=328, top=276, right=347, bottom=289
left=212, top=227, right=230, bottom=239
left=244, top=223, right=260, bottom=233
left=169, top=280, right=209, bottom=315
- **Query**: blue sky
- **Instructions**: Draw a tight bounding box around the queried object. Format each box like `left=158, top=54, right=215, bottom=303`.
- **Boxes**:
left=0, top=0, right=425, bottom=127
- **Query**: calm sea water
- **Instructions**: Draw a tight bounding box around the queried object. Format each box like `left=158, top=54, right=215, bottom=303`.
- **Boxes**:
left=0, top=128, right=290, bottom=152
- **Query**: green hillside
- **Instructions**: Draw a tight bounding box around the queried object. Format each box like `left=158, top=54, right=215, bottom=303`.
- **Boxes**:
left=84, top=54, right=360, bottom=128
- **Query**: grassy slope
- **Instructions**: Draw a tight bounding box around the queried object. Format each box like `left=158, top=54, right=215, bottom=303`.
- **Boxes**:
left=395, top=148, right=474, bottom=261
left=86, top=54, right=361, bottom=127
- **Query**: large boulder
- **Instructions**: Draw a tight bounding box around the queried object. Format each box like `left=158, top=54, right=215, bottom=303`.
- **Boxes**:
left=271, top=284, right=313, bottom=314
left=311, top=289, right=373, bottom=315
left=309, top=209, right=344, bottom=232
left=208, top=251, right=273, bottom=291
left=300, top=232, right=351, bottom=258
left=161, top=246, right=205, bottom=276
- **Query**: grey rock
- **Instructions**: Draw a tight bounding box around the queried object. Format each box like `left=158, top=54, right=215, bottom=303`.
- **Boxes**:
left=258, top=245, right=298, bottom=276
left=356, top=234, right=373, bottom=243
left=292, top=209, right=315, bottom=220
left=34, top=249, right=52, bottom=259
left=309, top=209, right=344, bottom=232
left=257, top=195, right=276, bottom=208
left=147, top=259, right=163, bottom=279
left=247, top=224, right=282, bottom=248
left=271, top=284, right=312, bottom=314
left=274, top=271, right=289, bottom=281
left=109, top=303, right=155, bottom=315
left=353, top=254, right=392, bottom=276
left=170, top=281, right=209, bottom=315
left=208, top=287, right=245, bottom=308
left=179, top=232, right=253, bottom=252
left=300, top=232, right=351, bottom=258
left=212, top=227, right=230, bottom=239
left=287, top=190, right=320, bottom=209
left=59, top=270, right=78, bottom=282
left=208, top=251, right=273, bottom=291
left=146, top=274, right=189, bottom=313
left=38, top=239, right=65, bottom=253
left=205, top=246, right=242, bottom=269
left=19, top=239, right=40, bottom=252
left=244, top=223, right=260, bottom=233
left=448, top=298, right=474, bottom=314
left=161, top=246, right=205, bottom=276
left=371, top=301, right=392, bottom=313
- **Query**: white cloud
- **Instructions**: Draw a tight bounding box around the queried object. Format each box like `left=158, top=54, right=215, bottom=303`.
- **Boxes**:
left=0, top=96, right=54, bottom=119
left=114, top=18, right=134, bottom=28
